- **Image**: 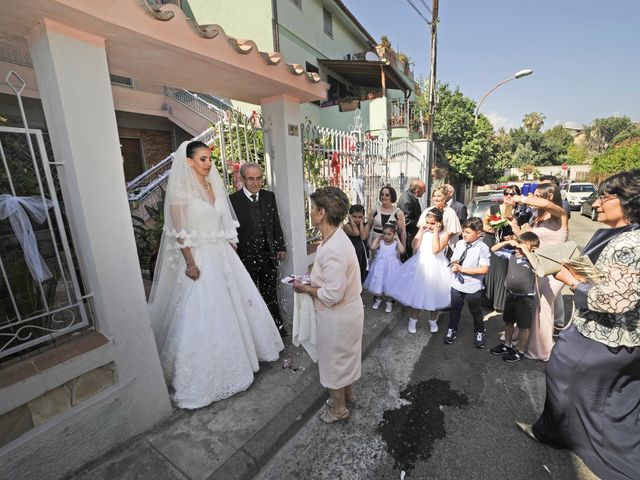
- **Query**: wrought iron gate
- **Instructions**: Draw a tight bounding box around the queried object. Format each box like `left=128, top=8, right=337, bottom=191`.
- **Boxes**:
left=0, top=73, right=93, bottom=359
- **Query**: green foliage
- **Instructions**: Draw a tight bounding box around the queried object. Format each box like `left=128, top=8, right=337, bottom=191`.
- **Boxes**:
left=584, top=116, right=634, bottom=153
left=501, top=122, right=575, bottom=167
left=563, top=143, right=589, bottom=165
left=132, top=190, right=165, bottom=273
left=380, top=35, right=391, bottom=48
left=522, top=112, right=546, bottom=132
left=415, top=83, right=501, bottom=184
left=591, top=142, right=640, bottom=175
left=611, top=124, right=640, bottom=146
left=210, top=109, right=265, bottom=193
left=512, top=142, right=537, bottom=167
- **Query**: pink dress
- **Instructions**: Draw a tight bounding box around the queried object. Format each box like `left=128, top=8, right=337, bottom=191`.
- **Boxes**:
left=311, top=228, right=364, bottom=389
left=526, top=216, right=568, bottom=361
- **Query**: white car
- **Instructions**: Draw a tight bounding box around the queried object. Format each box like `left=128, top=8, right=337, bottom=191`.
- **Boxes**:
left=562, top=182, right=597, bottom=210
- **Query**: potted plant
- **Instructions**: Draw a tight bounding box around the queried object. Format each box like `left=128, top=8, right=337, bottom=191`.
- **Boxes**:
left=339, top=97, right=360, bottom=112
left=397, top=53, right=412, bottom=75
left=375, top=35, right=397, bottom=65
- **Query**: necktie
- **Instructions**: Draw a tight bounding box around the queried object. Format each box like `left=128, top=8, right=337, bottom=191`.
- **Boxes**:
left=457, top=243, right=473, bottom=265
left=251, top=194, right=257, bottom=203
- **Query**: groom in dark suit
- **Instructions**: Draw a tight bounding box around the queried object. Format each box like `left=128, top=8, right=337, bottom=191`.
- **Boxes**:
left=230, top=163, right=288, bottom=337
left=445, top=183, right=468, bottom=224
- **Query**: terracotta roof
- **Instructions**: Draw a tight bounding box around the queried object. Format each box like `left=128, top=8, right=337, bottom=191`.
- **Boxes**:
left=143, top=1, right=326, bottom=88
left=0, top=0, right=329, bottom=104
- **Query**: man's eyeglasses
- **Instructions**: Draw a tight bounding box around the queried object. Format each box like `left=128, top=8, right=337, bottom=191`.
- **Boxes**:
left=503, top=191, right=516, bottom=197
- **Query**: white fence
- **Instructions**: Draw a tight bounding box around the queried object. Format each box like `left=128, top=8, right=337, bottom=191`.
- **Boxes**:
left=300, top=121, right=426, bottom=239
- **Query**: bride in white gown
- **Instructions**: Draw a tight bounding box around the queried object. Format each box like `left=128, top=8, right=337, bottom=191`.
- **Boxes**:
left=149, top=140, right=284, bottom=409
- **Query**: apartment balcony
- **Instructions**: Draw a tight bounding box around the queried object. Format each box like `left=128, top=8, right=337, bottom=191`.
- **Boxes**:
left=388, top=99, right=423, bottom=137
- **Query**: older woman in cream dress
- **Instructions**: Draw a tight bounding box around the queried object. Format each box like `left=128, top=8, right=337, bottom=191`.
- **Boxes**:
left=294, top=186, right=364, bottom=423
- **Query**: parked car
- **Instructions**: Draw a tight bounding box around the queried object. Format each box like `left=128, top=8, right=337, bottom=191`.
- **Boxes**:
left=474, top=189, right=502, bottom=198
left=562, top=182, right=597, bottom=210
left=580, top=192, right=599, bottom=221
left=467, top=196, right=504, bottom=219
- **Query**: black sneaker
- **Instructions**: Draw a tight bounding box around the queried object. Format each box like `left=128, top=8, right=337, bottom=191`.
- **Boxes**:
left=443, top=328, right=457, bottom=344
left=474, top=330, right=486, bottom=349
left=489, top=343, right=512, bottom=355
left=504, top=349, right=524, bottom=363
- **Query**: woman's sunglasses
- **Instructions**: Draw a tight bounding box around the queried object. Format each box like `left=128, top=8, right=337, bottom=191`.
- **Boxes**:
left=503, top=191, right=516, bottom=197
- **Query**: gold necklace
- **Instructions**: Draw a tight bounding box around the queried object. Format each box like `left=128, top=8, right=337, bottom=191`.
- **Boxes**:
left=201, top=181, right=210, bottom=192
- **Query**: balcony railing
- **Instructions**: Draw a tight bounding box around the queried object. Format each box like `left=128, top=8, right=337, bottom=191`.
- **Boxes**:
left=388, top=100, right=423, bottom=134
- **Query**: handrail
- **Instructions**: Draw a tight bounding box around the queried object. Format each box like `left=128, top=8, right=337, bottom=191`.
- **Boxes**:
left=165, top=87, right=227, bottom=124
left=126, top=126, right=218, bottom=202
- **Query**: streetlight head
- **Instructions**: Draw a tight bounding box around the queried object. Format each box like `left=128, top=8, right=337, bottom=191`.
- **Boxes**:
left=514, top=69, right=533, bottom=79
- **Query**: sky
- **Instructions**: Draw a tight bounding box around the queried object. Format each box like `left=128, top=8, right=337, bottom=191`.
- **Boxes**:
left=345, top=0, right=640, bottom=131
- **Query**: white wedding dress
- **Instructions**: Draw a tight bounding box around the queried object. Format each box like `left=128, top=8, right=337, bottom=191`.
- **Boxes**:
left=151, top=197, right=284, bottom=409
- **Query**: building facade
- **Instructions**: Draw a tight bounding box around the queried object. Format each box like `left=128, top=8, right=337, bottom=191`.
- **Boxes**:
left=185, top=0, right=421, bottom=137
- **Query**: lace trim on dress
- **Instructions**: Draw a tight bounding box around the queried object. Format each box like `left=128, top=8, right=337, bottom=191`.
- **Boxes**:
left=164, top=225, right=239, bottom=248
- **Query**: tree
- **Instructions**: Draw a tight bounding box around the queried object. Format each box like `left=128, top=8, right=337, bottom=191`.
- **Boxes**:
left=512, top=142, right=537, bottom=167
left=611, top=124, right=640, bottom=146
left=522, top=112, right=546, bottom=132
left=563, top=144, right=589, bottom=165
left=591, top=142, right=640, bottom=174
left=421, top=83, right=501, bottom=185
left=584, top=116, right=634, bottom=153
left=492, top=128, right=513, bottom=171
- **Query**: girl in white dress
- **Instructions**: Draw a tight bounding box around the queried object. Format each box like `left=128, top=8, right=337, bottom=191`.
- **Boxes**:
left=363, top=223, right=405, bottom=313
left=149, top=140, right=284, bottom=409
left=389, top=208, right=451, bottom=334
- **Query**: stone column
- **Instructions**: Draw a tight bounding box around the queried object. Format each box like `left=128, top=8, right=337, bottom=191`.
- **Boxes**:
left=27, top=17, right=171, bottom=428
left=260, top=94, right=306, bottom=319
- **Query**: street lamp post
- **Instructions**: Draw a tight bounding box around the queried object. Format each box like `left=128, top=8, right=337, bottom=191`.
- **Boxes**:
left=474, top=69, right=533, bottom=122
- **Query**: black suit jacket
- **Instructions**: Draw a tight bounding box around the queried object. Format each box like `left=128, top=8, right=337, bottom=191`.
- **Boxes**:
left=397, top=190, right=422, bottom=236
left=449, top=200, right=468, bottom=224
left=229, top=189, right=286, bottom=267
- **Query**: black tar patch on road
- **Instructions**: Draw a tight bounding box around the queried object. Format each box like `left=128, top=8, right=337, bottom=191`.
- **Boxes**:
left=377, top=378, right=469, bottom=474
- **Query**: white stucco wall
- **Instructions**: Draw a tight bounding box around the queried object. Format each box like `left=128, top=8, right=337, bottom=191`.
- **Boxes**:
left=0, top=20, right=172, bottom=480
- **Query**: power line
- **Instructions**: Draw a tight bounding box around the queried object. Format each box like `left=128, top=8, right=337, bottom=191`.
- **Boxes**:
left=417, top=0, right=433, bottom=16
left=404, top=0, right=431, bottom=25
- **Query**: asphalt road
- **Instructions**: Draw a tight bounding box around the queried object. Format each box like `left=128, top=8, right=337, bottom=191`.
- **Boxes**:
left=257, top=214, right=601, bottom=480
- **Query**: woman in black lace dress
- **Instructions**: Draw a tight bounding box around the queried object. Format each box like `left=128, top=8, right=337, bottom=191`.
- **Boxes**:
left=518, top=170, right=640, bottom=480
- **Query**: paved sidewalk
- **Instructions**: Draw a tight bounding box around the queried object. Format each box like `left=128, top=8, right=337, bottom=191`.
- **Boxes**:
left=68, top=294, right=401, bottom=480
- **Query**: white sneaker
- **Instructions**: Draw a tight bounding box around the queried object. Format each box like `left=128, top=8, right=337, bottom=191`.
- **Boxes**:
left=408, top=318, right=417, bottom=334
left=428, top=319, right=439, bottom=333
left=372, top=298, right=382, bottom=310
left=385, top=301, right=393, bottom=313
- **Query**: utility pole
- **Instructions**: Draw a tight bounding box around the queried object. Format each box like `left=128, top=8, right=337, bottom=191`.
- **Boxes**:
left=424, top=0, right=439, bottom=199
left=425, top=0, right=438, bottom=141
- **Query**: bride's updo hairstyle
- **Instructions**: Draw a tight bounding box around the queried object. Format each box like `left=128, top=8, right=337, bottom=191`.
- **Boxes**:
left=310, top=186, right=349, bottom=226
left=599, top=169, right=640, bottom=224
left=186, top=140, right=209, bottom=159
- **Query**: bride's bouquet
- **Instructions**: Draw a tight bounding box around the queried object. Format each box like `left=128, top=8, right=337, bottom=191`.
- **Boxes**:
left=486, top=213, right=513, bottom=242
left=487, top=213, right=509, bottom=230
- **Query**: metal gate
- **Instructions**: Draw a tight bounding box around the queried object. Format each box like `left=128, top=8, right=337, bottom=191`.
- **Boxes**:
left=0, top=72, right=93, bottom=359
left=300, top=111, right=426, bottom=240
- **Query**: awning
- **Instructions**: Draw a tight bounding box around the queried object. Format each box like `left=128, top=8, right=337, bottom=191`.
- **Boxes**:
left=318, top=59, right=413, bottom=93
